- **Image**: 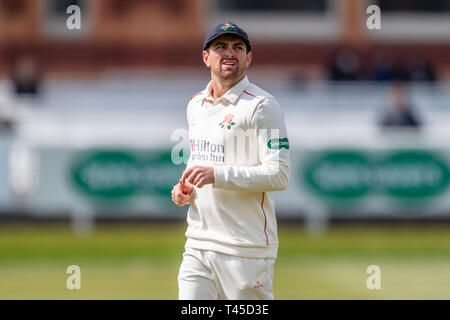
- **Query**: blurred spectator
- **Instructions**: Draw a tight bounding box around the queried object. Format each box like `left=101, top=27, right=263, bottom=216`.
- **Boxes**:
left=406, top=56, right=436, bottom=82
left=369, top=52, right=395, bottom=82
left=379, top=82, right=421, bottom=129
left=369, top=52, right=437, bottom=83
left=11, top=55, right=41, bottom=97
left=0, top=87, right=14, bottom=131
left=390, top=59, right=411, bottom=82
left=328, top=47, right=362, bottom=81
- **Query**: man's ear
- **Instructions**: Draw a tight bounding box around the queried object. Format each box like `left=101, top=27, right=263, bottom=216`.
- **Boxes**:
left=202, top=50, right=211, bottom=68
left=245, top=51, right=252, bottom=69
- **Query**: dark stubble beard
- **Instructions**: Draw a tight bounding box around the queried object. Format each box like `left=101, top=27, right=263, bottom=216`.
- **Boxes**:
left=216, top=60, right=244, bottom=82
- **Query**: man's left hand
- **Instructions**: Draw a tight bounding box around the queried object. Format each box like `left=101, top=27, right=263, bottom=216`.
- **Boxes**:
left=180, top=166, right=214, bottom=188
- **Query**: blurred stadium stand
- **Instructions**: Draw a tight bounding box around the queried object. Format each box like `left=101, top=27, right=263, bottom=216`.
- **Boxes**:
left=1, top=0, right=450, bottom=229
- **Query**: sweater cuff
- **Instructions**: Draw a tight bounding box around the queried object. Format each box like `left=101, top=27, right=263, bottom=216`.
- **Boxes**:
left=187, top=187, right=196, bottom=205
left=213, top=165, right=227, bottom=189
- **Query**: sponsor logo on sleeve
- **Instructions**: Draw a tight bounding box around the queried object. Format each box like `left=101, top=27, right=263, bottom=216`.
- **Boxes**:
left=268, top=137, right=289, bottom=150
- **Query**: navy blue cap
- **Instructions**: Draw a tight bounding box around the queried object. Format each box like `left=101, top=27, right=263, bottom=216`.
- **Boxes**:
left=203, top=22, right=251, bottom=52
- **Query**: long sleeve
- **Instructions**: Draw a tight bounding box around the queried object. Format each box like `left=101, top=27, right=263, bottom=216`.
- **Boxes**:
left=185, top=103, right=197, bottom=204
left=213, top=98, right=290, bottom=192
left=186, top=188, right=196, bottom=205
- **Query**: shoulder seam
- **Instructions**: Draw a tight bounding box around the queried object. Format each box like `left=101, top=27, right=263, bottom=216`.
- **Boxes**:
left=189, top=91, right=203, bottom=101
left=243, top=90, right=261, bottom=99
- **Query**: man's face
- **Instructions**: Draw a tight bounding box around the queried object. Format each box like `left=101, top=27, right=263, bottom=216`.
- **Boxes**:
left=202, top=35, right=252, bottom=81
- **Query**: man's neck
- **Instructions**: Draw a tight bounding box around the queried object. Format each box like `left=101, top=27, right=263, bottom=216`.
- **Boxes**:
left=210, top=75, right=245, bottom=100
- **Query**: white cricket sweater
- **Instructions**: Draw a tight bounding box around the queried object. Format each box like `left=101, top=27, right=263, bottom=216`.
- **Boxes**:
left=184, top=76, right=290, bottom=259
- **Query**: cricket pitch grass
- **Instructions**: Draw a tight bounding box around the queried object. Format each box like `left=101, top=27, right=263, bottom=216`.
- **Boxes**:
left=0, top=222, right=449, bottom=299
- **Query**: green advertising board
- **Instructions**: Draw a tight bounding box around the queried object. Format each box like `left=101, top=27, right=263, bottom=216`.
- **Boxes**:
left=26, top=146, right=450, bottom=218
left=302, top=149, right=450, bottom=201
left=71, top=149, right=185, bottom=204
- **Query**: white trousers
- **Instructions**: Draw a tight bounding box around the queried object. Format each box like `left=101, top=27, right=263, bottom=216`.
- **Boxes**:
left=178, top=247, right=275, bottom=300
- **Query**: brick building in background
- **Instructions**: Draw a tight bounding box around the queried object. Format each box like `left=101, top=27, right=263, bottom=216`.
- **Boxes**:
left=1, top=0, right=450, bottom=79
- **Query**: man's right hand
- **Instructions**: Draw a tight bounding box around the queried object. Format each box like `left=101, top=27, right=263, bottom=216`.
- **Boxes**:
left=171, top=181, right=194, bottom=207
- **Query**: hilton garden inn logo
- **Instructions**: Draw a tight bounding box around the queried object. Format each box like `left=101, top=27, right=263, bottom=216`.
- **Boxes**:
left=190, top=139, right=226, bottom=162
left=171, top=128, right=284, bottom=176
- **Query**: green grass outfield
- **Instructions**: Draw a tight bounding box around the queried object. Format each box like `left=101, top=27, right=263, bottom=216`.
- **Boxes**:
left=0, top=222, right=450, bottom=299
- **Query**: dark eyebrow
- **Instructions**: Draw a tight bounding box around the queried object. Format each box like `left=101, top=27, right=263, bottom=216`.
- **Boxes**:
left=231, top=40, right=245, bottom=47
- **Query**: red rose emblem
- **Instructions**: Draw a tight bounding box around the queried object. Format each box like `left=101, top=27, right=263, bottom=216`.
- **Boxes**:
left=219, top=113, right=236, bottom=129
left=224, top=113, right=234, bottom=123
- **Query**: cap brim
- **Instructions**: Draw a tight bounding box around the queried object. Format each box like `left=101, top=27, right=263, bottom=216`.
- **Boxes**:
left=203, top=32, right=251, bottom=51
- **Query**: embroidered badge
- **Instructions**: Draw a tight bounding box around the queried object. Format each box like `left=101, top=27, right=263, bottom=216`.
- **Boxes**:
left=219, top=113, right=236, bottom=130
left=220, top=22, right=236, bottom=31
